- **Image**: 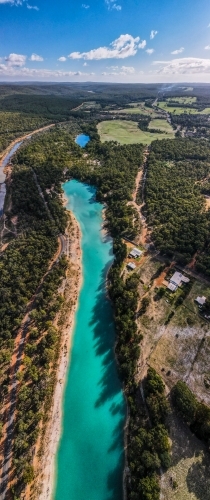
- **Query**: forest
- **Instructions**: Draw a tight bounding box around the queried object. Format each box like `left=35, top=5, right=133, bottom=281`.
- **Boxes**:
left=10, top=123, right=170, bottom=498
left=145, top=138, right=210, bottom=272
left=0, top=131, right=71, bottom=495
left=1, top=82, right=210, bottom=498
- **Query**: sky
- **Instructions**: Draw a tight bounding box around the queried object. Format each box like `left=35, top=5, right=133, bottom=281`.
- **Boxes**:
left=0, top=0, right=210, bottom=83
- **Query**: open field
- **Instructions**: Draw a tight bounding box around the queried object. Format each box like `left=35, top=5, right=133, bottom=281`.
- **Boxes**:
left=166, top=97, right=197, bottom=104
left=97, top=120, right=175, bottom=145
left=157, top=101, right=210, bottom=115
left=111, top=103, right=158, bottom=117
left=148, top=118, right=175, bottom=136
left=134, top=252, right=210, bottom=498
left=161, top=409, right=210, bottom=500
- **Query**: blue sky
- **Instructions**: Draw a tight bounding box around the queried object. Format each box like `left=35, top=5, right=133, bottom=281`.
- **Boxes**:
left=0, top=0, right=210, bottom=82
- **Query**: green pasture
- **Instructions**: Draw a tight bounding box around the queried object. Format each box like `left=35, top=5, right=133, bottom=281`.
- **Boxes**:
left=157, top=101, right=210, bottom=115
left=148, top=118, right=174, bottom=135
left=97, top=120, right=175, bottom=145
left=166, top=97, right=197, bottom=104
left=111, top=102, right=158, bottom=117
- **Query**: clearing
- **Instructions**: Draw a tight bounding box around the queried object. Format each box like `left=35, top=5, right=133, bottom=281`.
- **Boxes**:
left=133, top=251, right=210, bottom=499
left=110, top=102, right=158, bottom=117
left=97, top=120, right=175, bottom=145
left=157, top=101, right=210, bottom=115
left=166, top=97, right=197, bottom=105
left=148, top=118, right=175, bottom=136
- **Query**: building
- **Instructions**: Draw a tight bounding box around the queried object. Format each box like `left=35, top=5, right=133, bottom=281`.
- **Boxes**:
left=167, top=272, right=190, bottom=292
left=129, top=248, right=142, bottom=259
left=127, top=262, right=136, bottom=271
left=195, top=296, right=206, bottom=306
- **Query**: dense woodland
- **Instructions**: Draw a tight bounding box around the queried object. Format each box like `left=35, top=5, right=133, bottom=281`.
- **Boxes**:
left=0, top=131, right=70, bottom=495
left=1, top=83, right=210, bottom=497
left=173, top=381, right=210, bottom=445
left=145, top=138, right=210, bottom=273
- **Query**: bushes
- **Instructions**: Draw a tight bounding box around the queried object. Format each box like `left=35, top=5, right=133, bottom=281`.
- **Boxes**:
left=127, top=369, right=171, bottom=500
left=173, top=381, right=210, bottom=444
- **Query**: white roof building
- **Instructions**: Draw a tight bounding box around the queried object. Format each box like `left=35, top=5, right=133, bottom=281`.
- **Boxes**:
left=127, top=262, right=136, bottom=270
left=129, top=248, right=142, bottom=259
left=167, top=272, right=190, bottom=292
left=195, top=296, right=206, bottom=306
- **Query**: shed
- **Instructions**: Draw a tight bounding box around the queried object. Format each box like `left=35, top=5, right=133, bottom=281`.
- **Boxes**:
left=129, top=248, right=142, bottom=259
left=195, top=296, right=206, bottom=306
left=127, top=262, right=136, bottom=271
left=167, top=282, right=177, bottom=292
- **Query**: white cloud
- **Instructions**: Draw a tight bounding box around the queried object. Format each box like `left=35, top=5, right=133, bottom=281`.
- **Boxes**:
left=58, top=56, right=67, bottom=62
left=139, top=40, right=146, bottom=49
left=0, top=0, right=39, bottom=8
left=105, top=65, right=135, bottom=75
left=171, top=47, right=184, bottom=55
left=146, top=48, right=154, bottom=55
left=0, top=0, right=22, bottom=4
left=205, top=45, right=210, bottom=50
left=5, top=53, right=26, bottom=66
left=27, top=4, right=39, bottom=10
left=121, top=65, right=135, bottom=74
left=153, top=57, right=210, bottom=74
left=69, top=34, right=140, bottom=60
left=150, top=30, right=158, bottom=40
left=208, top=23, right=210, bottom=27
left=106, top=65, right=119, bottom=69
left=82, top=3, right=89, bottom=8
left=30, top=53, right=43, bottom=61
left=83, top=62, right=88, bottom=66
left=105, top=0, right=121, bottom=10
left=0, top=65, right=94, bottom=78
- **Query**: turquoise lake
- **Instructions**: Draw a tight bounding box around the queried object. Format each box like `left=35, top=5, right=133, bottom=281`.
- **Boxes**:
left=54, top=180, right=126, bottom=500
left=75, top=134, right=90, bottom=147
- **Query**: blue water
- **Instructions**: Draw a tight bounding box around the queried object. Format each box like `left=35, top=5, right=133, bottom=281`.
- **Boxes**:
left=54, top=180, right=126, bottom=500
left=0, top=141, right=23, bottom=213
left=75, top=134, right=90, bottom=147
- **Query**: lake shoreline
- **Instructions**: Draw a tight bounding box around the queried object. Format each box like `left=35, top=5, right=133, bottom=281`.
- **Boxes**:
left=36, top=199, right=83, bottom=500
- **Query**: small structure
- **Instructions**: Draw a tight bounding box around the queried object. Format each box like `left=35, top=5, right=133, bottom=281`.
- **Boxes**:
left=167, top=272, right=190, bottom=292
left=127, top=262, right=136, bottom=271
left=129, top=248, right=142, bottom=259
left=195, top=296, right=206, bottom=306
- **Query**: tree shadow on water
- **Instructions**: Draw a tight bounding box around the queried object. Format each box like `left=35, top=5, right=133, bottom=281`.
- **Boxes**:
left=106, top=459, right=125, bottom=500
left=108, top=416, right=125, bottom=454
left=88, top=264, right=124, bottom=409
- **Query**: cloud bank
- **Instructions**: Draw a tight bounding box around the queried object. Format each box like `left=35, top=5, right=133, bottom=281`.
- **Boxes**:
left=154, top=57, right=210, bottom=74
left=69, top=34, right=142, bottom=60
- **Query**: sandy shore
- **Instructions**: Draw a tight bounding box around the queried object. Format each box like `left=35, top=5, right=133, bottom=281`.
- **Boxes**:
left=36, top=210, right=82, bottom=500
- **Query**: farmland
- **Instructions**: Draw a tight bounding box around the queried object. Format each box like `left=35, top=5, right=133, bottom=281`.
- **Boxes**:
left=97, top=119, right=175, bottom=145
left=166, top=96, right=197, bottom=104
left=148, top=118, right=175, bottom=136
left=111, top=102, right=157, bottom=117
left=157, top=101, right=210, bottom=115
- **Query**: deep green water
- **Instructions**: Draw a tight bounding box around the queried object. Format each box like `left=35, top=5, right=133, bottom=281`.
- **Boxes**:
left=54, top=180, right=126, bottom=500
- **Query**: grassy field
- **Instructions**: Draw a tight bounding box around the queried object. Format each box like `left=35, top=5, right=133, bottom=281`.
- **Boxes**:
left=166, top=97, right=197, bottom=104
left=97, top=120, right=175, bottom=145
left=148, top=118, right=175, bottom=135
left=157, top=101, right=210, bottom=115
left=111, top=102, right=158, bottom=117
